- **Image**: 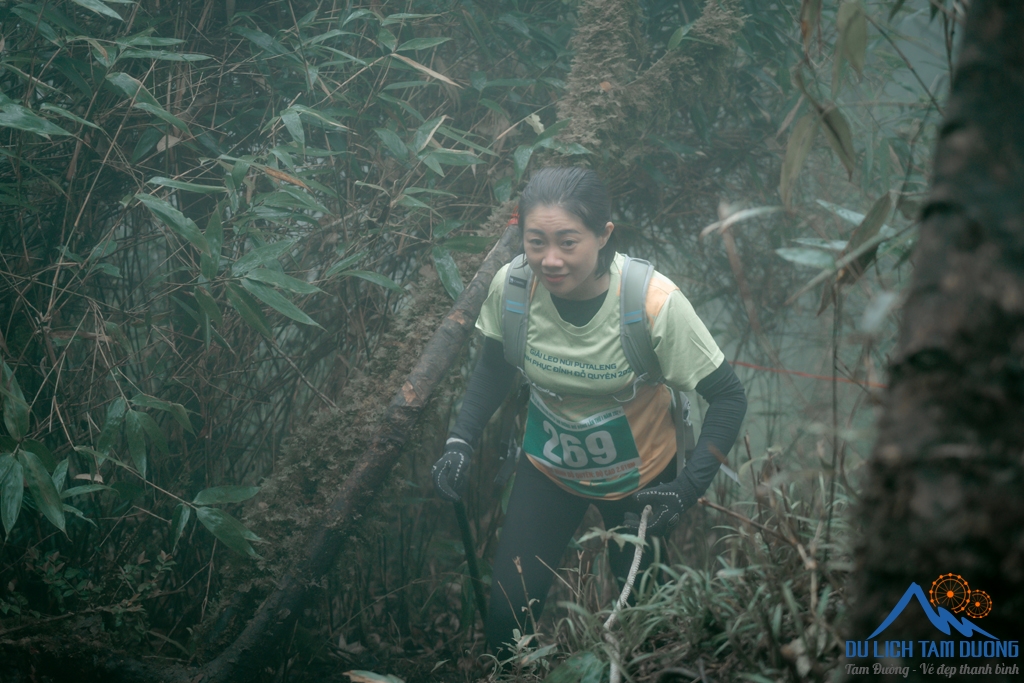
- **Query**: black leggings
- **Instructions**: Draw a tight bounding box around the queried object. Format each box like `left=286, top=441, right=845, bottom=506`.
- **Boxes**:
left=485, top=457, right=675, bottom=655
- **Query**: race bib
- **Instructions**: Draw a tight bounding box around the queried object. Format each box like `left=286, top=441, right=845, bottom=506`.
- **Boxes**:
left=522, top=392, right=641, bottom=497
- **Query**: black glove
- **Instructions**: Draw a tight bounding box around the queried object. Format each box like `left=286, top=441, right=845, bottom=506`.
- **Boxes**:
left=431, top=437, right=473, bottom=503
left=634, top=474, right=699, bottom=537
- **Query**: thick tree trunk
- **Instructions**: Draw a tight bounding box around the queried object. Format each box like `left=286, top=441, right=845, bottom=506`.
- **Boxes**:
left=849, top=2, right=1024, bottom=680
left=0, top=218, right=521, bottom=683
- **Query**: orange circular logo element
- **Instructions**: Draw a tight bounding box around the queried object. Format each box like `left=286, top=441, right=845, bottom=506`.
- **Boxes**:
left=929, top=573, right=971, bottom=613
left=964, top=590, right=992, bottom=619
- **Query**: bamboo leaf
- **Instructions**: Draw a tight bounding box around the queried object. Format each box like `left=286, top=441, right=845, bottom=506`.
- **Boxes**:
left=286, top=105, right=349, bottom=132
left=137, top=412, right=169, bottom=455
left=245, top=268, right=321, bottom=294
left=397, top=37, right=450, bottom=52
left=124, top=410, right=147, bottom=479
left=119, top=49, right=210, bottom=62
left=338, top=270, right=404, bottom=293
left=820, top=106, right=856, bottom=179
left=133, top=127, right=163, bottom=161
left=39, top=103, right=100, bottom=129
left=779, top=114, right=818, bottom=206
left=97, top=397, right=127, bottom=454
left=390, top=53, right=461, bottom=87
left=799, top=0, right=822, bottom=49
left=122, top=36, right=187, bottom=47
left=793, top=237, right=848, bottom=251
left=232, top=27, right=289, bottom=55
left=381, top=12, right=438, bottom=25
left=148, top=176, right=226, bottom=194
left=667, top=22, right=694, bottom=50
left=74, top=445, right=129, bottom=470
left=699, top=206, right=786, bottom=240
left=256, top=165, right=310, bottom=190
left=132, top=102, right=192, bottom=136
left=61, top=484, right=114, bottom=499
left=22, top=439, right=56, bottom=473
left=260, top=185, right=329, bottom=214
left=838, top=1, right=867, bottom=77
left=816, top=199, right=868, bottom=225
left=193, top=287, right=223, bottom=326
left=431, top=246, right=464, bottom=300
left=170, top=503, right=190, bottom=551
left=374, top=128, right=409, bottom=159
left=62, top=503, right=96, bottom=527
left=395, top=195, right=430, bottom=210
left=848, top=192, right=894, bottom=252
left=196, top=506, right=260, bottom=558
left=193, top=485, right=260, bottom=505
left=0, top=455, right=14, bottom=492
left=412, top=115, right=445, bottom=153
left=889, top=0, right=909, bottom=21
left=377, top=28, right=397, bottom=51
left=136, top=194, right=210, bottom=255
left=1, top=361, right=30, bottom=441
left=130, top=395, right=194, bottom=435
left=280, top=109, right=305, bottom=147
left=0, top=102, right=72, bottom=138
left=776, top=248, right=836, bottom=270
left=241, top=279, right=321, bottom=328
left=70, top=0, right=122, bottom=20
left=432, top=220, right=463, bottom=239
left=514, top=145, right=534, bottom=180
left=324, top=250, right=368, bottom=278
left=1, top=457, right=23, bottom=535
left=51, top=458, right=68, bottom=492
left=106, top=72, right=160, bottom=105
left=342, top=8, right=377, bottom=26
left=231, top=240, right=296, bottom=276
left=201, top=210, right=223, bottom=279
left=424, top=149, right=480, bottom=166
left=420, top=153, right=443, bottom=176
left=20, top=450, right=65, bottom=532
left=225, top=282, right=273, bottom=338
left=435, top=125, right=497, bottom=157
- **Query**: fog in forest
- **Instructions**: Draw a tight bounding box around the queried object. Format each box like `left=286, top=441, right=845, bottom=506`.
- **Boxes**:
left=2, top=1, right=1022, bottom=682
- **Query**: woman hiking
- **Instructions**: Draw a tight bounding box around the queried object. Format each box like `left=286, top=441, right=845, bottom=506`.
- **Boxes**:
left=432, top=167, right=747, bottom=655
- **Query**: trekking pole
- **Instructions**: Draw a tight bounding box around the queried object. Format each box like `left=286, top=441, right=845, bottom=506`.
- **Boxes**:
left=453, top=500, right=488, bottom=623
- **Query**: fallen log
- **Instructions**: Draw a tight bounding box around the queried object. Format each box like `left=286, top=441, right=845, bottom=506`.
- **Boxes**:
left=199, top=214, right=521, bottom=683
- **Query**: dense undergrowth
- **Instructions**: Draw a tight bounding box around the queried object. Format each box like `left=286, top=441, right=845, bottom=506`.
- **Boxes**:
left=0, top=0, right=956, bottom=680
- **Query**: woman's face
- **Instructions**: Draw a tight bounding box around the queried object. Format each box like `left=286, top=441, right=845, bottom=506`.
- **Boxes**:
left=522, top=205, right=614, bottom=300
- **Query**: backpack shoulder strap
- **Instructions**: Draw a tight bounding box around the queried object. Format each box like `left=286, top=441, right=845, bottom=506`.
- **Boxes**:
left=619, top=256, right=699, bottom=468
left=618, top=256, right=664, bottom=384
left=501, top=254, right=533, bottom=368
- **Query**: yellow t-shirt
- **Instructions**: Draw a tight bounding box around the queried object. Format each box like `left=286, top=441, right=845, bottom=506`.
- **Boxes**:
left=476, top=253, right=725, bottom=500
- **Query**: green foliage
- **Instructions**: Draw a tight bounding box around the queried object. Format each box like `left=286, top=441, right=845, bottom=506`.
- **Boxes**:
left=0, top=0, right=949, bottom=672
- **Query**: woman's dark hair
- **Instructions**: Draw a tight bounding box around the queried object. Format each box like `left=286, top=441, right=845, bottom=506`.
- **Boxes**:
left=518, top=167, right=615, bottom=276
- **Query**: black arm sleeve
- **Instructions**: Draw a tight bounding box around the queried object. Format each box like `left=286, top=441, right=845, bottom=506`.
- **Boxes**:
left=448, top=336, right=519, bottom=446
left=676, top=361, right=747, bottom=506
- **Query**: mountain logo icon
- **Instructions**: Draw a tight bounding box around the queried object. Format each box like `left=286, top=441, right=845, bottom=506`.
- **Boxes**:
left=868, top=574, right=997, bottom=640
